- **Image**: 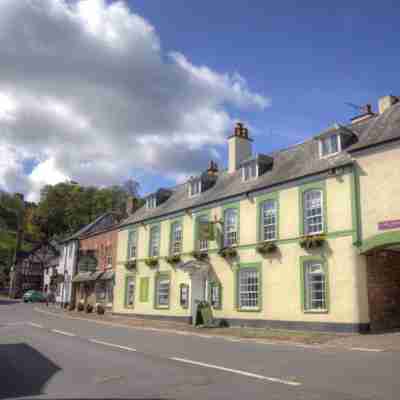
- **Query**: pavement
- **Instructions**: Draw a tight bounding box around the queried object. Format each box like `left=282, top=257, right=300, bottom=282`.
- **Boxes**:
left=1, top=299, right=400, bottom=399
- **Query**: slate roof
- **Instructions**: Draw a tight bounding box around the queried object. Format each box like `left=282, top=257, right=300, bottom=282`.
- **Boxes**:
left=120, top=103, right=400, bottom=228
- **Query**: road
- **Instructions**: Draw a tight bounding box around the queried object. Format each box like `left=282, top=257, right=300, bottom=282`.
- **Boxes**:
left=1, top=299, right=399, bottom=399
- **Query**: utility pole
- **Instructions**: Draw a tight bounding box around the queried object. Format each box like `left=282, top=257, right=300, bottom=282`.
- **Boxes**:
left=9, top=193, right=25, bottom=298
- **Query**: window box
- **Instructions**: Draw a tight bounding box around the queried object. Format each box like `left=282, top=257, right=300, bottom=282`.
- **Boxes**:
left=144, top=257, right=159, bottom=268
left=218, top=246, right=237, bottom=259
left=190, top=250, right=209, bottom=261
left=299, top=234, right=326, bottom=250
left=256, top=241, right=278, bottom=254
left=165, top=254, right=181, bottom=264
left=125, top=260, right=137, bottom=271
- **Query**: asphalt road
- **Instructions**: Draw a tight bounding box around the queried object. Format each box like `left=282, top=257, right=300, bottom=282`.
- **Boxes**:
left=1, top=300, right=399, bottom=399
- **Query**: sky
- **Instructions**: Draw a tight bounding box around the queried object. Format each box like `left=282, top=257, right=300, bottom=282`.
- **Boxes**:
left=0, top=0, right=399, bottom=202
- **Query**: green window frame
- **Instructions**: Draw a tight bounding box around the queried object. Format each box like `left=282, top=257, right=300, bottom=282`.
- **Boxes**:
left=179, top=283, right=189, bottom=309
left=235, top=263, right=262, bottom=312
left=300, top=256, right=329, bottom=313
left=148, top=223, right=161, bottom=257
left=299, top=181, right=327, bottom=236
left=169, top=218, right=183, bottom=255
left=124, top=275, right=136, bottom=308
left=139, top=277, right=149, bottom=302
left=221, top=202, right=240, bottom=247
left=208, top=281, right=222, bottom=309
left=127, top=229, right=138, bottom=260
left=256, top=192, right=279, bottom=242
left=154, top=272, right=171, bottom=309
left=193, top=211, right=212, bottom=251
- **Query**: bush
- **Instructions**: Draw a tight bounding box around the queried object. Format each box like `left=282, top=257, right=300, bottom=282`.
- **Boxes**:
left=96, top=303, right=105, bottom=315
left=85, top=303, right=93, bottom=313
left=165, top=254, right=181, bottom=264
left=144, top=257, right=159, bottom=267
left=68, top=303, right=75, bottom=311
left=77, top=302, right=84, bottom=312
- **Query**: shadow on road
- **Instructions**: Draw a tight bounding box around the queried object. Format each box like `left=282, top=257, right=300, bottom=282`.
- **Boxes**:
left=0, top=343, right=61, bottom=399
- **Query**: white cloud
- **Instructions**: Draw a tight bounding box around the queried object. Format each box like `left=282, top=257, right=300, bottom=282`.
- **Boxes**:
left=0, top=0, right=269, bottom=200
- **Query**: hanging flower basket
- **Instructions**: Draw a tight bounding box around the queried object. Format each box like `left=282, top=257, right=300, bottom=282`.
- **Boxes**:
left=218, top=247, right=237, bottom=259
left=299, top=234, right=326, bottom=250
left=190, top=251, right=209, bottom=261
left=165, top=254, right=181, bottom=264
left=144, top=257, right=159, bottom=267
left=125, top=260, right=136, bottom=271
left=256, top=241, right=278, bottom=255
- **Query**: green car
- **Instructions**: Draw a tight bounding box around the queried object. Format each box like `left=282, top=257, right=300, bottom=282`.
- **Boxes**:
left=23, top=290, right=46, bottom=303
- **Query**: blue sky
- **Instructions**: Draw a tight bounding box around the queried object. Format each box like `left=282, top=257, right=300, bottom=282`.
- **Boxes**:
left=1, top=0, right=399, bottom=200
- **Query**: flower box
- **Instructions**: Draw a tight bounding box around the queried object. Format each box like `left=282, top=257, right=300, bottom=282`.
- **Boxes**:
left=144, top=257, right=159, bottom=267
left=165, top=254, right=181, bottom=264
left=299, top=234, right=326, bottom=250
left=218, top=247, right=237, bottom=258
left=256, top=241, right=278, bottom=254
left=190, top=251, right=209, bottom=261
left=125, top=260, right=136, bottom=271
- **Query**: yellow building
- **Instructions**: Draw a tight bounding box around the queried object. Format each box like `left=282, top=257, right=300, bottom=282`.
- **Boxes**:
left=114, top=95, right=400, bottom=332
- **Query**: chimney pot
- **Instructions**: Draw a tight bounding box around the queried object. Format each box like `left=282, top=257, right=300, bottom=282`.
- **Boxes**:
left=378, top=95, right=399, bottom=114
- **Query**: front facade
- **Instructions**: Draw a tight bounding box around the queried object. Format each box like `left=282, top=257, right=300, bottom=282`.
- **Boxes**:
left=114, top=96, right=400, bottom=332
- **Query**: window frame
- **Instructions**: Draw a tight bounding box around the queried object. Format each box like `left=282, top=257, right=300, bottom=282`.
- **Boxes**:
left=235, top=263, right=262, bottom=312
left=124, top=275, right=136, bottom=308
left=300, top=256, right=329, bottom=313
left=195, top=212, right=211, bottom=252
left=241, top=160, right=258, bottom=182
left=299, top=181, right=327, bottom=236
left=179, top=283, right=189, bottom=309
left=170, top=219, right=183, bottom=255
left=127, top=229, right=138, bottom=260
left=319, top=133, right=342, bottom=158
left=257, top=192, right=279, bottom=242
left=222, top=204, right=240, bottom=247
left=139, top=277, right=149, bottom=303
left=303, top=189, right=324, bottom=236
left=154, top=272, right=170, bottom=309
left=209, top=281, right=222, bottom=309
left=146, top=195, right=157, bottom=209
left=148, top=224, right=161, bottom=258
left=189, top=178, right=202, bottom=198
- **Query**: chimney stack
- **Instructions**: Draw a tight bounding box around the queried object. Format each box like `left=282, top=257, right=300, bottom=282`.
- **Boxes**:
left=378, top=95, right=399, bottom=114
left=228, top=122, right=253, bottom=174
left=207, top=160, right=218, bottom=176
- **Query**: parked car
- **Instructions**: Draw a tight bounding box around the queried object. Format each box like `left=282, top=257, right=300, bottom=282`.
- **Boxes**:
left=23, top=290, right=46, bottom=303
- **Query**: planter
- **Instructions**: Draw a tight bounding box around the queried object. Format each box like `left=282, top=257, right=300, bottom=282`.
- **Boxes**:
left=165, top=254, right=181, bottom=264
left=190, top=251, right=209, bottom=261
left=85, top=303, right=93, bottom=313
left=299, top=235, right=326, bottom=250
left=256, top=242, right=278, bottom=255
left=144, top=257, right=159, bottom=268
left=63, top=302, right=69, bottom=309
left=125, top=260, right=136, bottom=271
left=68, top=303, right=75, bottom=311
left=218, top=247, right=237, bottom=259
left=96, top=303, right=105, bottom=315
left=77, top=302, right=84, bottom=312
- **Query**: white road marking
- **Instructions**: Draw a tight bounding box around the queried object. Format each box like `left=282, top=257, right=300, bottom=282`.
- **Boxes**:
left=27, top=322, right=43, bottom=328
left=350, top=347, right=383, bottom=353
left=51, top=329, right=76, bottom=337
left=170, top=357, right=302, bottom=386
left=90, top=339, right=137, bottom=352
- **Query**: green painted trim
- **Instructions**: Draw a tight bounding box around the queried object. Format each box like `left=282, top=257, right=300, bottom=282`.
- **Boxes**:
left=154, top=271, right=171, bottom=310
left=350, top=165, right=362, bottom=246
left=169, top=217, right=183, bottom=256
left=126, top=229, right=138, bottom=260
left=124, top=274, right=135, bottom=309
left=148, top=223, right=161, bottom=258
left=235, top=262, right=262, bottom=312
left=299, top=255, right=329, bottom=314
left=139, top=277, right=149, bottom=302
left=298, top=180, right=327, bottom=236
left=359, top=231, right=400, bottom=254
left=221, top=201, right=240, bottom=247
left=256, top=191, right=280, bottom=242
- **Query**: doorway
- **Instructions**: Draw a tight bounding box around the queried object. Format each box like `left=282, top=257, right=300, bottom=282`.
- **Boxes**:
left=191, top=273, right=206, bottom=324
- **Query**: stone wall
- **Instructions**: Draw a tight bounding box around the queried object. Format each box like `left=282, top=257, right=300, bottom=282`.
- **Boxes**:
left=367, top=251, right=400, bottom=330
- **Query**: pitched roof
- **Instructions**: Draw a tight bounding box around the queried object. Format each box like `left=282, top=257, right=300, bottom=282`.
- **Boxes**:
left=120, top=104, right=400, bottom=228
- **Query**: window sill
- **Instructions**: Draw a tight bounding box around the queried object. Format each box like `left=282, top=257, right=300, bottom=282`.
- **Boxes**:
left=155, top=305, right=170, bottom=310
left=237, top=307, right=261, bottom=313
left=303, top=309, right=329, bottom=314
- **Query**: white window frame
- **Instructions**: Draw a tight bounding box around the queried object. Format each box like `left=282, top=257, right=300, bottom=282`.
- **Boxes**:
left=149, top=225, right=160, bottom=257
left=238, top=268, right=260, bottom=310
left=127, top=230, right=138, bottom=260
left=242, top=161, right=258, bottom=182
left=197, top=214, right=209, bottom=251
left=223, top=208, right=238, bottom=247
left=189, top=179, right=202, bottom=197
left=125, top=276, right=135, bottom=308
left=156, top=276, right=170, bottom=307
left=105, top=245, right=112, bottom=267
left=171, top=221, right=183, bottom=255
left=261, top=199, right=277, bottom=241
left=319, top=134, right=341, bottom=158
left=303, top=261, right=327, bottom=312
left=146, top=195, right=157, bottom=209
left=304, top=189, right=324, bottom=235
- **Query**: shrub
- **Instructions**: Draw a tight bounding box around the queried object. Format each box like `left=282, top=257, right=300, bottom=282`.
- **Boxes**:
left=144, top=257, right=159, bottom=267
left=256, top=242, right=278, bottom=255
left=96, top=303, right=105, bottom=315
left=218, top=247, right=237, bottom=258
left=68, top=303, right=75, bottom=311
left=299, top=234, right=326, bottom=250
left=77, top=302, right=84, bottom=312
left=85, top=303, right=93, bottom=313
left=165, top=254, right=181, bottom=264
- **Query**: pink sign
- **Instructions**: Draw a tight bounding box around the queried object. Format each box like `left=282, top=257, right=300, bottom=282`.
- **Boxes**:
left=378, top=220, right=400, bottom=231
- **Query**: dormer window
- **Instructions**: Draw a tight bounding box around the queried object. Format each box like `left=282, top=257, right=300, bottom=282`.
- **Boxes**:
left=320, top=134, right=341, bottom=157
left=242, top=161, right=258, bottom=181
left=189, top=178, right=202, bottom=197
left=146, top=195, right=157, bottom=209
